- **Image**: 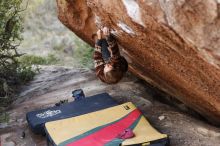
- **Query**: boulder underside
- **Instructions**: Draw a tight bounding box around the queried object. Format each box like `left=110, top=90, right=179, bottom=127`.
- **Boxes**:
left=56, top=0, right=220, bottom=125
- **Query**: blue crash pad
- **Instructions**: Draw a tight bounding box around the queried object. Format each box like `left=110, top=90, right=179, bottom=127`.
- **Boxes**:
left=26, top=93, right=118, bottom=135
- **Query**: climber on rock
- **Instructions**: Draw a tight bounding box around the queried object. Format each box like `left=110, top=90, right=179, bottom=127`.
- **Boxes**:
left=93, top=27, right=128, bottom=84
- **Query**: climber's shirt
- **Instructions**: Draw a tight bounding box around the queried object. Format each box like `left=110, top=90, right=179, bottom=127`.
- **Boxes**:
left=93, top=34, right=128, bottom=84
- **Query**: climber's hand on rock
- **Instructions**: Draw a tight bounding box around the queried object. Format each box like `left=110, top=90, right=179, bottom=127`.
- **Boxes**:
left=108, top=47, right=113, bottom=57
left=103, top=27, right=110, bottom=37
left=97, top=29, right=102, bottom=40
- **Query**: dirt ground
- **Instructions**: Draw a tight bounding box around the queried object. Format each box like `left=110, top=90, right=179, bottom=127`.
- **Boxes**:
left=0, top=66, right=220, bottom=146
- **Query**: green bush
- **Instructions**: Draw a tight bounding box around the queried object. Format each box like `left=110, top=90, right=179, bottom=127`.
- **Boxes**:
left=17, top=65, right=39, bottom=83
left=0, top=0, right=23, bottom=99
left=19, top=54, right=59, bottom=66
left=0, top=0, right=38, bottom=107
left=0, top=112, right=9, bottom=123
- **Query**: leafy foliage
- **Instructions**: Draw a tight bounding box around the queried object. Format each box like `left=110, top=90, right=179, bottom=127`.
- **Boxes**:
left=0, top=0, right=37, bottom=107
left=0, top=0, right=94, bottom=108
left=19, top=54, right=59, bottom=66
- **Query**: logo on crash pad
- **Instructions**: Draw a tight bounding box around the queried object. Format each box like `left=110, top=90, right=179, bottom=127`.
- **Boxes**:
left=36, top=110, right=61, bottom=119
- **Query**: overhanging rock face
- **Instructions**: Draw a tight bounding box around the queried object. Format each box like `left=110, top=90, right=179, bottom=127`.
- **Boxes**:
left=56, top=0, right=220, bottom=125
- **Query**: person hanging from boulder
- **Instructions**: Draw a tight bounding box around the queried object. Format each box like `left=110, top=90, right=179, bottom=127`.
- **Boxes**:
left=93, top=27, right=128, bottom=84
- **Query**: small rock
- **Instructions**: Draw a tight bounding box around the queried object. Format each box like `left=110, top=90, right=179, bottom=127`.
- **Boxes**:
left=158, top=115, right=165, bottom=121
left=208, top=130, right=220, bottom=137
left=21, top=131, right=25, bottom=139
left=197, top=127, right=209, bottom=136
left=197, top=127, right=220, bottom=137
left=17, top=118, right=25, bottom=125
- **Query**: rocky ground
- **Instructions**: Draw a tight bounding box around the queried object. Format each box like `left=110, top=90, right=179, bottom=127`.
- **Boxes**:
left=0, top=66, right=220, bottom=146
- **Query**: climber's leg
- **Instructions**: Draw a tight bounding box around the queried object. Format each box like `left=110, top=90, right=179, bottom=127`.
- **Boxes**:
left=101, top=27, right=111, bottom=63
left=101, top=39, right=111, bottom=63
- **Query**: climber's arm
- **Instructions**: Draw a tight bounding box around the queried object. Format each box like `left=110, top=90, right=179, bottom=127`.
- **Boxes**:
left=102, top=27, right=120, bottom=57
left=93, top=30, right=107, bottom=82
left=106, top=34, right=120, bottom=57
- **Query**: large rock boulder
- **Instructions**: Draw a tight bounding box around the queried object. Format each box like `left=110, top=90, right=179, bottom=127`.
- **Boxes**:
left=56, top=0, right=220, bottom=125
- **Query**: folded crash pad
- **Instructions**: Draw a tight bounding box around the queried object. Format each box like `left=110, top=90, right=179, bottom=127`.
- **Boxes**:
left=26, top=93, right=118, bottom=135
left=45, top=102, right=169, bottom=146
